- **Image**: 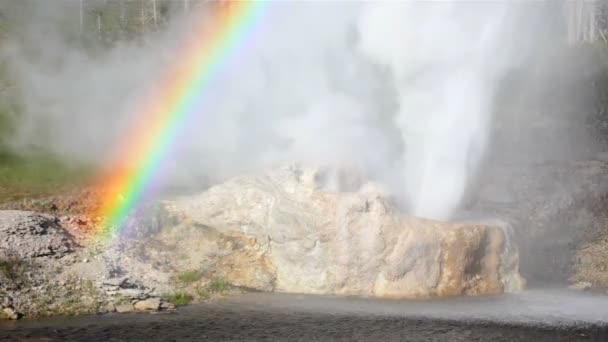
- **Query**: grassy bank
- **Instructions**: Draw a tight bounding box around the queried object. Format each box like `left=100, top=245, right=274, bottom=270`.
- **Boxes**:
left=0, top=150, right=93, bottom=204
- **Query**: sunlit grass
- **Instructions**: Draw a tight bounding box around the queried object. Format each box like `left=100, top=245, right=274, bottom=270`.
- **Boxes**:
left=209, top=278, right=228, bottom=293
left=162, top=292, right=193, bottom=307
left=0, top=150, right=94, bottom=204
left=176, top=270, right=202, bottom=284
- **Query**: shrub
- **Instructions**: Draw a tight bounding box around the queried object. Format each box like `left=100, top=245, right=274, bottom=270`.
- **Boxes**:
left=162, top=292, right=193, bottom=306
left=0, top=257, right=24, bottom=283
left=209, top=278, right=228, bottom=293
left=176, top=270, right=202, bottom=284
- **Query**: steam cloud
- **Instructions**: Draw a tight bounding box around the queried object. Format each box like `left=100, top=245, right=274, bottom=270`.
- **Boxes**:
left=2, top=1, right=549, bottom=220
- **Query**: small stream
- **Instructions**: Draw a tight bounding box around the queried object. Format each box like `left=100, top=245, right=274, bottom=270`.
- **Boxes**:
left=2, top=288, right=608, bottom=341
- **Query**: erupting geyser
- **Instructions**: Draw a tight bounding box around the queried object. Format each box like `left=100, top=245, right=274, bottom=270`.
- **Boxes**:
left=358, top=2, right=509, bottom=220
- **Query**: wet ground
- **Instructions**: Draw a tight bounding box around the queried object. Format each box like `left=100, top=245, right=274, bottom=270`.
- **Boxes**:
left=2, top=288, right=608, bottom=341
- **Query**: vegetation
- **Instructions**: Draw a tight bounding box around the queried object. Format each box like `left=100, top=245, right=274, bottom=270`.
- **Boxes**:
left=176, top=270, right=202, bottom=284
left=33, top=276, right=100, bottom=317
left=163, top=275, right=230, bottom=306
left=162, top=292, right=193, bottom=306
left=0, top=151, right=94, bottom=204
left=209, top=278, right=228, bottom=293
left=0, top=257, right=25, bottom=284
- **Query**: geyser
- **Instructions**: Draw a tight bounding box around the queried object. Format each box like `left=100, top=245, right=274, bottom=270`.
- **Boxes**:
left=357, top=2, right=510, bottom=220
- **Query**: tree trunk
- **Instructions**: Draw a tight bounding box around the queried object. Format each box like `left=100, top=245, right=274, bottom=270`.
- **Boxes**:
left=79, top=0, right=84, bottom=34
left=151, top=0, right=158, bottom=28
left=588, top=0, right=597, bottom=42
left=120, top=0, right=127, bottom=31
left=97, top=11, right=102, bottom=39
left=565, top=0, right=598, bottom=44
left=140, top=0, right=146, bottom=34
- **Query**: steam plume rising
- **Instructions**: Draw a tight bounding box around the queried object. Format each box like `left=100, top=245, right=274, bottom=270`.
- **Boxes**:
left=1, top=1, right=547, bottom=220
left=357, top=2, right=510, bottom=219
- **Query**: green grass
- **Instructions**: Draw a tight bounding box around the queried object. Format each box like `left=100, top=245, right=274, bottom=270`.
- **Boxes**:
left=162, top=292, right=193, bottom=307
left=0, top=150, right=94, bottom=204
left=176, top=270, right=202, bottom=285
left=209, top=278, right=228, bottom=293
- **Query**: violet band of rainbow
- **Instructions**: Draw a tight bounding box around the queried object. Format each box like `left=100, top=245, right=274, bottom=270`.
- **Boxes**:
left=95, top=1, right=266, bottom=237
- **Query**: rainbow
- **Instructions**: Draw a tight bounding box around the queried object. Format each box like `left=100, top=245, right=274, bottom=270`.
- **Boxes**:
left=94, top=0, right=266, bottom=237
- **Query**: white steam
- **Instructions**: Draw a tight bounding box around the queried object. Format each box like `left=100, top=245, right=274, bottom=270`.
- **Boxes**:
left=357, top=2, right=510, bottom=218
left=2, top=2, right=541, bottom=220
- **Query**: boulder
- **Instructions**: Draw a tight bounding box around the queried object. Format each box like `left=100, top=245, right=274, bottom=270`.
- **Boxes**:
left=160, top=301, right=175, bottom=311
left=105, top=303, right=116, bottom=313
left=1, top=306, right=22, bottom=320
left=115, top=303, right=134, bottom=313
left=164, top=166, right=525, bottom=298
left=134, top=297, right=161, bottom=311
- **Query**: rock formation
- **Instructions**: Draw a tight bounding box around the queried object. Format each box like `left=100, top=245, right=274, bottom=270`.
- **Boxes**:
left=0, top=211, right=75, bottom=259
left=0, top=166, right=526, bottom=319
left=164, top=165, right=525, bottom=298
left=0, top=210, right=176, bottom=319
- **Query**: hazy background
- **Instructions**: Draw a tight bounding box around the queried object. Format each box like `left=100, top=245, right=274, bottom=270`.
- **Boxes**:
left=0, top=0, right=603, bottom=222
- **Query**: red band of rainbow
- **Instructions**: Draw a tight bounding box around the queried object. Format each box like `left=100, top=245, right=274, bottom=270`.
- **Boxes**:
left=95, top=1, right=266, bottom=237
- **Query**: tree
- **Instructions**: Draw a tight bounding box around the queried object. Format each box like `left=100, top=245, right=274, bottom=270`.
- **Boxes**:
left=564, top=0, right=608, bottom=44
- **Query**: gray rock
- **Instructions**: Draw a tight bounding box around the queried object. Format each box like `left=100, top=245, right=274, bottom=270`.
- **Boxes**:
left=118, top=288, right=148, bottom=299
left=0, top=210, right=74, bottom=259
left=103, top=277, right=129, bottom=287
left=133, top=297, right=161, bottom=311
left=105, top=303, right=116, bottom=313
left=160, top=301, right=175, bottom=311
left=569, top=281, right=592, bottom=291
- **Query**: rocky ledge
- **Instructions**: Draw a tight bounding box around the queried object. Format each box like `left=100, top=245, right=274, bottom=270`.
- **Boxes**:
left=0, top=166, right=525, bottom=319
left=0, top=211, right=182, bottom=319
left=164, top=166, right=525, bottom=298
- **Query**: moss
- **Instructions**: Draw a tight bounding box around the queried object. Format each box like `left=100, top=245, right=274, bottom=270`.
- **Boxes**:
left=209, top=278, right=228, bottom=293
left=162, top=292, right=193, bottom=307
left=176, top=270, right=202, bottom=285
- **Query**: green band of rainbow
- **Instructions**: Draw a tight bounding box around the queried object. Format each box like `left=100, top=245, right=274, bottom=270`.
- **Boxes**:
left=96, top=1, right=266, bottom=237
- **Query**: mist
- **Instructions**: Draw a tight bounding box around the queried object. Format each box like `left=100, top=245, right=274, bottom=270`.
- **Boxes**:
left=1, top=1, right=564, bottom=220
